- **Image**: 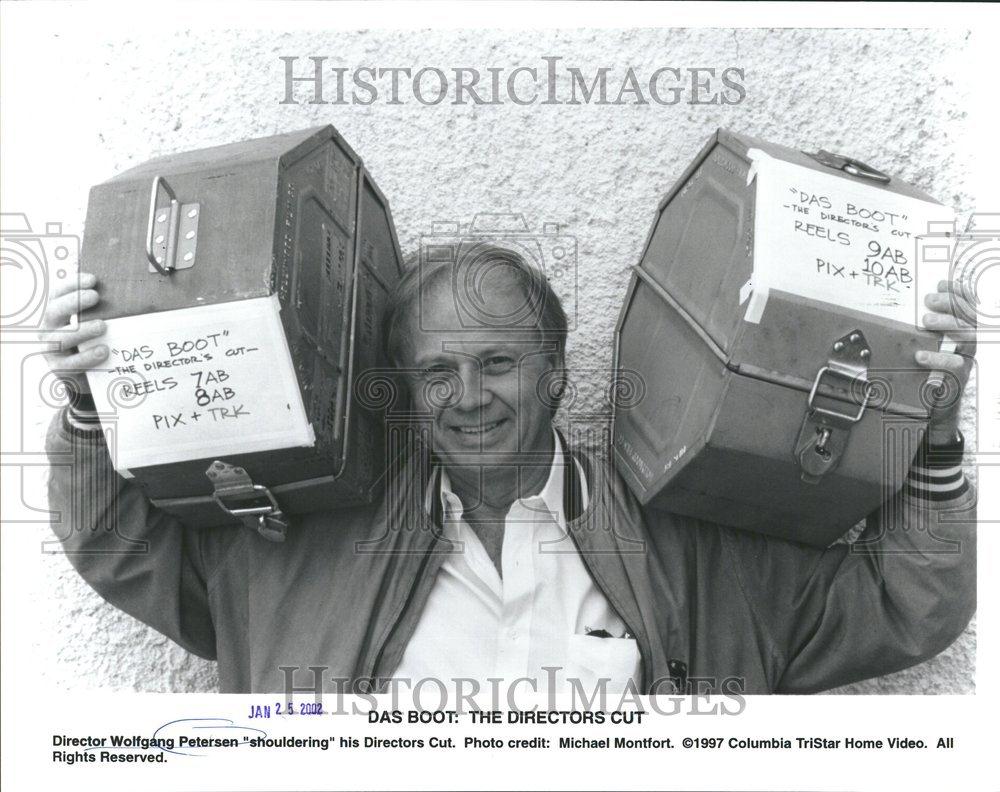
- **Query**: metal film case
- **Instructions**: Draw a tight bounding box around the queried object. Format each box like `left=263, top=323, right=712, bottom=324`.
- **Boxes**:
left=613, top=129, right=941, bottom=547
left=81, top=126, right=403, bottom=531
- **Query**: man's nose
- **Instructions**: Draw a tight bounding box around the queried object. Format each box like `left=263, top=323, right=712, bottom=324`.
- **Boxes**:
left=452, top=362, right=492, bottom=412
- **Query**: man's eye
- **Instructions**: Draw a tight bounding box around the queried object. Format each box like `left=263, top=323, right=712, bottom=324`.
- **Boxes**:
left=421, top=366, right=452, bottom=380
left=482, top=356, right=515, bottom=375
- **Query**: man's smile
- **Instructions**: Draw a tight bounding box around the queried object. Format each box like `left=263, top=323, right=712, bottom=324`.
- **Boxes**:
left=449, top=417, right=508, bottom=437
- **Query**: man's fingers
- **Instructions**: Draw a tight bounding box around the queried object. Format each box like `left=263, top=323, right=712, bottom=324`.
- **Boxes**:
left=55, top=344, right=110, bottom=372
left=915, top=350, right=967, bottom=372
left=925, top=287, right=978, bottom=325
left=41, top=319, right=107, bottom=350
left=936, top=278, right=977, bottom=295
left=42, top=288, right=100, bottom=329
left=924, top=290, right=975, bottom=312
left=48, top=272, right=97, bottom=301
left=922, top=311, right=977, bottom=341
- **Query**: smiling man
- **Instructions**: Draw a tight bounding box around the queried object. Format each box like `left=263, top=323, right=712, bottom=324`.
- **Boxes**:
left=382, top=248, right=638, bottom=692
left=45, top=243, right=976, bottom=696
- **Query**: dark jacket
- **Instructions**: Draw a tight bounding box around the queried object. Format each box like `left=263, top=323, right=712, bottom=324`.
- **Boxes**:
left=47, top=412, right=976, bottom=694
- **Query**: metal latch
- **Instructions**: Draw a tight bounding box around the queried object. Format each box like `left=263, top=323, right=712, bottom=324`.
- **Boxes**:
left=794, top=330, right=874, bottom=484
left=206, top=460, right=288, bottom=542
left=807, top=149, right=891, bottom=184
left=146, top=175, right=200, bottom=275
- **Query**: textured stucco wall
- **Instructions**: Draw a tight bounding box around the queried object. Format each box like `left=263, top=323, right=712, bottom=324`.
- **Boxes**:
left=19, top=26, right=978, bottom=694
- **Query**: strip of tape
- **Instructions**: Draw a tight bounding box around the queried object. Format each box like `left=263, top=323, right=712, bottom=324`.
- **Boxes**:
left=743, top=287, right=769, bottom=324
left=741, top=147, right=777, bottom=324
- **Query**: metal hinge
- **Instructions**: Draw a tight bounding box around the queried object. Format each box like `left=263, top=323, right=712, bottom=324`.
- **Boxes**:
left=206, top=460, right=288, bottom=542
left=146, top=175, right=200, bottom=274
left=794, top=330, right=873, bottom=484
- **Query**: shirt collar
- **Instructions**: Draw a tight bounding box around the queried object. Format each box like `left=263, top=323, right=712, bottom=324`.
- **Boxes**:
left=429, top=429, right=567, bottom=524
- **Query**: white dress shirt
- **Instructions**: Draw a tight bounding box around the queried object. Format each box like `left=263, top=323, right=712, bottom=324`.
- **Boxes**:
left=393, top=432, right=641, bottom=694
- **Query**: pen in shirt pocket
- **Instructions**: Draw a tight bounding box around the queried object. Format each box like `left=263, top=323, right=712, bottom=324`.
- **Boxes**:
left=584, top=626, right=634, bottom=639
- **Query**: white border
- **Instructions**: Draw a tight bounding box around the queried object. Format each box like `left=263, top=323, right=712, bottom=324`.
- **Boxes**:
left=2, top=3, right=997, bottom=790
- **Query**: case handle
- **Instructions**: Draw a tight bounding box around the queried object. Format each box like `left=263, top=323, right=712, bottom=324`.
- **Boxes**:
left=145, top=175, right=201, bottom=274
left=808, top=149, right=891, bottom=184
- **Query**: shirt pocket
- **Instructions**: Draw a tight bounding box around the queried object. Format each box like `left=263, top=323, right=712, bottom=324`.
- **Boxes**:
left=566, top=634, right=641, bottom=694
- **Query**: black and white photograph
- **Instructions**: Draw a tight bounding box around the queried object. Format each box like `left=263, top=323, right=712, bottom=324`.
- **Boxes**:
left=2, top=2, right=997, bottom=790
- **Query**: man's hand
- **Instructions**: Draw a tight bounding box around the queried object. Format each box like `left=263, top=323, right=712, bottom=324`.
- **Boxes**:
left=39, top=271, right=108, bottom=396
left=916, top=279, right=977, bottom=445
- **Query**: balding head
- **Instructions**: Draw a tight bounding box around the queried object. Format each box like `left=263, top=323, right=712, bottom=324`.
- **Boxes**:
left=383, top=244, right=567, bottom=371
left=380, top=244, right=568, bottom=469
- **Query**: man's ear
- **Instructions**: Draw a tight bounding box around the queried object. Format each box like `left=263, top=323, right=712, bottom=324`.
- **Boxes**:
left=552, top=354, right=567, bottom=391
left=544, top=352, right=568, bottom=409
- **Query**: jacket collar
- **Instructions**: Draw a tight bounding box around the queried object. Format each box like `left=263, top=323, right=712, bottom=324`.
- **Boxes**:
left=365, top=427, right=668, bottom=692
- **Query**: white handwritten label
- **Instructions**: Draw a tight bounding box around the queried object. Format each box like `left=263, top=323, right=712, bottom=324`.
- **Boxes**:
left=81, top=295, right=314, bottom=470
left=745, top=148, right=955, bottom=325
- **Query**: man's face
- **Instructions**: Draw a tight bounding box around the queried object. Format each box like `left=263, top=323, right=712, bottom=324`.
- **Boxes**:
left=396, top=272, right=558, bottom=470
